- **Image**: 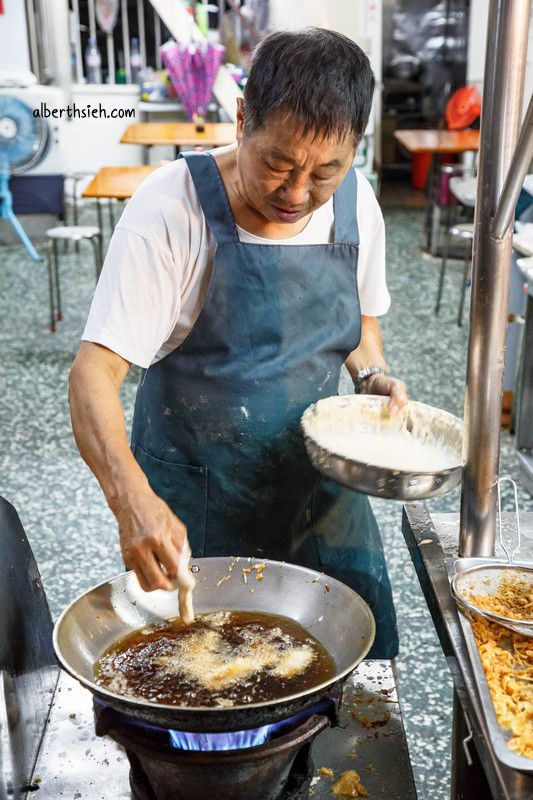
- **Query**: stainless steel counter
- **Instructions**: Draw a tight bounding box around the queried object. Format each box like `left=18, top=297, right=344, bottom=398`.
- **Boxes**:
left=402, top=505, right=533, bottom=800
left=31, top=660, right=417, bottom=799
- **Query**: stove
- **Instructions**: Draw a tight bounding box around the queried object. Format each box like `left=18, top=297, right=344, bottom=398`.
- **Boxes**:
left=31, top=661, right=417, bottom=800
left=93, top=697, right=339, bottom=800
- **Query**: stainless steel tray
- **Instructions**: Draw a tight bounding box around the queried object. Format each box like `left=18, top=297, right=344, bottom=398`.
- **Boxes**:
left=448, top=556, right=533, bottom=773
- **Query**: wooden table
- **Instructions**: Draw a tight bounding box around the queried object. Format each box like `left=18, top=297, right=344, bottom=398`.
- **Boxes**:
left=82, top=166, right=158, bottom=242
left=121, top=122, right=236, bottom=148
left=82, top=166, right=157, bottom=200
left=394, top=129, right=480, bottom=254
left=394, top=128, right=479, bottom=154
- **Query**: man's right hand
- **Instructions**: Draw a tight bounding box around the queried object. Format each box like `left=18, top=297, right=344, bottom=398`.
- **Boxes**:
left=68, top=343, right=190, bottom=595
left=116, top=489, right=188, bottom=592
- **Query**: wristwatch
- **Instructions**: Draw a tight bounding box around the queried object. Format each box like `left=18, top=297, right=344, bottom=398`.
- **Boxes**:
left=354, top=365, right=388, bottom=394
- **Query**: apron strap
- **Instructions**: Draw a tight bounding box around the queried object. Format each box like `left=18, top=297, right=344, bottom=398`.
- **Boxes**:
left=178, top=152, right=239, bottom=244
left=333, top=167, right=359, bottom=246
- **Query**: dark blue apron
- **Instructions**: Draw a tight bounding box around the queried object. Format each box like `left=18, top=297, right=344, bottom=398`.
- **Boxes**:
left=131, top=151, right=398, bottom=658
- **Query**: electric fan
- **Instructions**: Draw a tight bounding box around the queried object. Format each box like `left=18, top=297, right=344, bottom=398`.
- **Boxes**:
left=0, top=95, right=50, bottom=261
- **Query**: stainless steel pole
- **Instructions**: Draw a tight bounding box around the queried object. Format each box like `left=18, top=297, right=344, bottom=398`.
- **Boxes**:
left=71, top=0, right=84, bottom=84
left=121, top=0, right=132, bottom=83
left=154, top=8, right=162, bottom=70
left=459, top=0, right=531, bottom=557
left=137, top=0, right=147, bottom=69
left=492, top=95, right=533, bottom=240
left=107, top=33, right=116, bottom=84
left=25, top=0, right=40, bottom=80
left=88, top=0, right=97, bottom=40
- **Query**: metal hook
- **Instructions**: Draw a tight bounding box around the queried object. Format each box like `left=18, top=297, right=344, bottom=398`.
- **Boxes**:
left=497, top=476, right=521, bottom=563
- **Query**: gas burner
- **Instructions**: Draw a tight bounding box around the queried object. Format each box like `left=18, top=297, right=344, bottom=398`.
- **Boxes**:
left=94, top=698, right=339, bottom=800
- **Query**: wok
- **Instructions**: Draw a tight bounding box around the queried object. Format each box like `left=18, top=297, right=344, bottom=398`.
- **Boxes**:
left=53, top=558, right=375, bottom=732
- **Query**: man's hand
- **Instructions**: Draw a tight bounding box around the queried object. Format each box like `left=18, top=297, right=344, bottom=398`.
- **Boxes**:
left=359, top=372, right=408, bottom=415
left=345, top=317, right=407, bottom=414
left=69, top=342, right=190, bottom=595
left=116, top=489, right=188, bottom=592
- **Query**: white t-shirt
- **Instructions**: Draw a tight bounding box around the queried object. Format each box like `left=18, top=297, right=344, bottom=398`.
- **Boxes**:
left=82, top=156, right=390, bottom=369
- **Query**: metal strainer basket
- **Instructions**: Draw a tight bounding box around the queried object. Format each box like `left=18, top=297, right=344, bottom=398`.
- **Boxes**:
left=451, top=477, right=533, bottom=637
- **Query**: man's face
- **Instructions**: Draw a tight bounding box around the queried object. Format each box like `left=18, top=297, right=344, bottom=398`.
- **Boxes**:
left=235, top=102, right=357, bottom=225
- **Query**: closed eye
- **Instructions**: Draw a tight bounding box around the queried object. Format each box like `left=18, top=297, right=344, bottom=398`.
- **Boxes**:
left=266, top=161, right=291, bottom=174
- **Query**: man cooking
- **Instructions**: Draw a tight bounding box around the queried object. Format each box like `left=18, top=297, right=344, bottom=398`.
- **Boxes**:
left=69, top=28, right=407, bottom=659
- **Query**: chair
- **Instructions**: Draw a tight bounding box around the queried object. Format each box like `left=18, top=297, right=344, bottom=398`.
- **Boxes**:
left=45, top=225, right=103, bottom=332
left=435, top=222, right=475, bottom=327
left=427, top=163, right=476, bottom=256
left=64, top=172, right=118, bottom=251
left=449, top=174, right=477, bottom=208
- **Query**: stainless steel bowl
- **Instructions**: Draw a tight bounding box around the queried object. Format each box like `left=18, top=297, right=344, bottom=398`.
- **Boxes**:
left=301, top=395, right=463, bottom=501
left=53, top=557, right=375, bottom=731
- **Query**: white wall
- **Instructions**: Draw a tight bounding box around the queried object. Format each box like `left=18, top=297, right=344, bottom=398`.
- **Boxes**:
left=0, top=0, right=31, bottom=72
left=42, top=0, right=72, bottom=98
left=467, top=0, right=533, bottom=115
left=268, top=0, right=381, bottom=79
left=62, top=85, right=143, bottom=173
left=267, top=0, right=382, bottom=166
left=269, top=1, right=367, bottom=43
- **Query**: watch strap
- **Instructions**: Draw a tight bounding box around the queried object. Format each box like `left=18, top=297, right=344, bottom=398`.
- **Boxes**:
left=354, top=366, right=388, bottom=394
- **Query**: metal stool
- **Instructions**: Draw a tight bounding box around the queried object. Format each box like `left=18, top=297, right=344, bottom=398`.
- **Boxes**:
left=45, top=225, right=102, bottom=332
left=435, top=222, right=474, bottom=327
left=449, top=174, right=477, bottom=208
left=64, top=173, right=118, bottom=251
left=63, top=173, right=94, bottom=252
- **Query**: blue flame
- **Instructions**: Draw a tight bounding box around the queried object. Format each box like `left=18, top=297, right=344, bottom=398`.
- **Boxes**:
left=168, top=697, right=334, bottom=751
left=169, top=723, right=280, bottom=751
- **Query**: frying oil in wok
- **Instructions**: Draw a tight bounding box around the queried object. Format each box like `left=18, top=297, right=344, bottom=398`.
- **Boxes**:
left=94, top=610, right=335, bottom=707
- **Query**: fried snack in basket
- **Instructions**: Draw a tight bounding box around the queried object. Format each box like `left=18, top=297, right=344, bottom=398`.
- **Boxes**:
left=471, top=574, right=533, bottom=621
left=470, top=581, right=533, bottom=759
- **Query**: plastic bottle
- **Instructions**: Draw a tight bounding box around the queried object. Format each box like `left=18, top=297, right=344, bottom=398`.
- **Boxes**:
left=116, top=50, right=127, bottom=84
left=85, top=36, right=102, bottom=84
left=130, top=37, right=142, bottom=83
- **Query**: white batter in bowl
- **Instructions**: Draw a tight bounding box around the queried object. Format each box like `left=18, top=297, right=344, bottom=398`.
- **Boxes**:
left=301, top=395, right=463, bottom=500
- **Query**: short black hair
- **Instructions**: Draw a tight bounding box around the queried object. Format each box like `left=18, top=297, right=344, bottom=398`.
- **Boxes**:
left=243, top=28, right=375, bottom=146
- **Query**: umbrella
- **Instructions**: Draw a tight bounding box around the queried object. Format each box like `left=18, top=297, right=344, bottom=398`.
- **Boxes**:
left=96, top=0, right=120, bottom=84
left=95, top=0, right=119, bottom=32
left=161, top=40, right=225, bottom=125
